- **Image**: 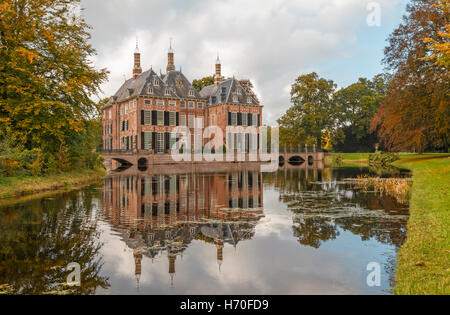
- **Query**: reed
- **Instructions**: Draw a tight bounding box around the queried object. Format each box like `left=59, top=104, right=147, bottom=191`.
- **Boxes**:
left=351, top=175, right=412, bottom=204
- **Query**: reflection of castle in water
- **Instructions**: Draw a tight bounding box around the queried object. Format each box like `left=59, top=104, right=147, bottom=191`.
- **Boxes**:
left=102, top=170, right=264, bottom=287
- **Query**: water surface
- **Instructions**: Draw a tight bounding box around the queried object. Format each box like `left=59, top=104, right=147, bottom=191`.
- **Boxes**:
left=0, top=165, right=409, bottom=295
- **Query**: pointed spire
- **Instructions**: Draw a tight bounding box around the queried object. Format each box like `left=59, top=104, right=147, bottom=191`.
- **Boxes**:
left=135, top=36, right=140, bottom=54
left=216, top=52, right=221, bottom=65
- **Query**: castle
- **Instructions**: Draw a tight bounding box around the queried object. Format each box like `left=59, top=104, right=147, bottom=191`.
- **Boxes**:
left=101, top=40, right=263, bottom=154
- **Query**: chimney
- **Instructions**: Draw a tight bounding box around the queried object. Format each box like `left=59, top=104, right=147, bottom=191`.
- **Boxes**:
left=133, top=39, right=142, bottom=80
left=167, top=38, right=175, bottom=73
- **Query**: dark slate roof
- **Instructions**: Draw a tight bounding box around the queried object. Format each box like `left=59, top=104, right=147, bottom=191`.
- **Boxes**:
left=200, top=78, right=260, bottom=107
left=103, top=69, right=202, bottom=109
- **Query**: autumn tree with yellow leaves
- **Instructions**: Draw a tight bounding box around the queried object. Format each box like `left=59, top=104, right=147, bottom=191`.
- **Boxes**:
left=0, top=0, right=108, bottom=175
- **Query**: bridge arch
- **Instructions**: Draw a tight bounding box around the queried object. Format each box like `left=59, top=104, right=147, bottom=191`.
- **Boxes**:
left=288, top=155, right=305, bottom=166
left=138, top=158, right=148, bottom=172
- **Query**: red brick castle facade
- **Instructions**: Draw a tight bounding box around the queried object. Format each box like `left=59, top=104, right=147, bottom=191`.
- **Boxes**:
left=102, top=41, right=263, bottom=154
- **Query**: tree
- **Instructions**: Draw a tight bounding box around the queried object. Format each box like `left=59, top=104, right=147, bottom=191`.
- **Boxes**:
left=423, top=0, right=450, bottom=68
left=192, top=76, right=214, bottom=92
left=371, top=0, right=449, bottom=153
left=333, top=75, right=389, bottom=152
left=278, top=72, right=336, bottom=148
left=0, top=0, right=108, bottom=157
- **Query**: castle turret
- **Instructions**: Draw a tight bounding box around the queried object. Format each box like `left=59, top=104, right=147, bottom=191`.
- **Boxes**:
left=133, top=39, right=142, bottom=80
left=214, top=53, right=224, bottom=87
left=167, top=38, right=175, bottom=73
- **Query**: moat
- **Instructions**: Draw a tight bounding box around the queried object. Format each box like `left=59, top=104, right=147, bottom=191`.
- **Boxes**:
left=0, top=165, right=410, bottom=295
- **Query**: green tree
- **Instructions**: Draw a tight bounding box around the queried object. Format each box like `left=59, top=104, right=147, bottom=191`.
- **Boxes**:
left=332, top=75, right=389, bottom=152
left=278, top=72, right=336, bottom=148
left=192, top=76, right=214, bottom=92
left=0, top=0, right=108, bottom=159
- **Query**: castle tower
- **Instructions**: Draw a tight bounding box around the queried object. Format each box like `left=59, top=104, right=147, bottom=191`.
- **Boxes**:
left=214, top=53, right=224, bottom=87
left=167, top=38, right=175, bottom=73
left=168, top=254, right=176, bottom=287
left=133, top=39, right=142, bottom=80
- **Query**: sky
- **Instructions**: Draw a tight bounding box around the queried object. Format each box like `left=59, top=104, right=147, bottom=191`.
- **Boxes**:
left=80, top=0, right=409, bottom=125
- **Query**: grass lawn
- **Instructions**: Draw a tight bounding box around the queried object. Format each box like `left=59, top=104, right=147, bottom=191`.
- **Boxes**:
left=0, top=169, right=106, bottom=201
left=392, top=155, right=450, bottom=295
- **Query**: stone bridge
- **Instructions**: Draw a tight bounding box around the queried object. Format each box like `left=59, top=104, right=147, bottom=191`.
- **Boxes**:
left=100, top=149, right=328, bottom=171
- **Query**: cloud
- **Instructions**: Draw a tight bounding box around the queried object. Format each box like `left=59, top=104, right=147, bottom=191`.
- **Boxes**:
left=81, top=0, right=405, bottom=124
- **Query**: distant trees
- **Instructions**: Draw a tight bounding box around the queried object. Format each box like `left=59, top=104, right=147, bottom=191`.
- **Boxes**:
left=371, top=0, right=449, bottom=153
left=278, top=72, right=388, bottom=152
left=0, top=0, right=108, bottom=175
left=277, top=73, right=336, bottom=149
left=192, top=76, right=214, bottom=92
left=333, top=75, right=390, bottom=152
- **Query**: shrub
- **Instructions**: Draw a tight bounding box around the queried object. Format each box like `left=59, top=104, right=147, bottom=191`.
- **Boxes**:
left=369, top=151, right=400, bottom=168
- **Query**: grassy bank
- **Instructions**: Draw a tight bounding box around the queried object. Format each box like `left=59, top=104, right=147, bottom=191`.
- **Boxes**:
left=332, top=153, right=449, bottom=294
left=393, top=156, right=450, bottom=295
left=0, top=169, right=106, bottom=201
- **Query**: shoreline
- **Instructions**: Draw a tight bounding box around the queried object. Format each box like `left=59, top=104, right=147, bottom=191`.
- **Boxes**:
left=0, top=169, right=106, bottom=203
left=331, top=153, right=449, bottom=295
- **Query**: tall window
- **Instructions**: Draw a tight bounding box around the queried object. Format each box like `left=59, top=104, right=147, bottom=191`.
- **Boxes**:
left=242, top=113, right=248, bottom=126
left=143, top=110, right=151, bottom=125
left=157, top=111, right=164, bottom=126
left=231, top=112, right=237, bottom=126
left=180, top=115, right=186, bottom=126
left=188, top=115, right=195, bottom=128
left=143, top=132, right=152, bottom=150
left=169, top=112, right=176, bottom=126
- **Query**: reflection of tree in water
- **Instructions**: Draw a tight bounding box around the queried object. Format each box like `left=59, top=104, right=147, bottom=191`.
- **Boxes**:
left=266, top=168, right=409, bottom=249
left=0, top=188, right=109, bottom=294
left=292, top=217, right=339, bottom=248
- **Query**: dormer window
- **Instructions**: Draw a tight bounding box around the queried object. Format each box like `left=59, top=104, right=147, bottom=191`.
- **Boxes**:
left=247, top=96, right=252, bottom=104
left=189, top=89, right=195, bottom=97
left=237, top=88, right=242, bottom=95
left=147, top=87, right=153, bottom=94
left=165, top=88, right=170, bottom=96
left=153, top=78, right=159, bottom=86
left=233, top=95, right=238, bottom=103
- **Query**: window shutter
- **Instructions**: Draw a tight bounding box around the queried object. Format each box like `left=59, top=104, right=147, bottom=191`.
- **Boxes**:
left=141, top=110, right=144, bottom=125
left=141, top=132, right=144, bottom=149
left=228, top=112, right=231, bottom=125
left=152, top=111, right=157, bottom=125
left=176, top=112, right=179, bottom=126
left=237, top=113, right=242, bottom=126
left=165, top=132, right=170, bottom=150
left=164, top=111, right=169, bottom=126
left=152, top=132, right=156, bottom=150
left=248, top=113, right=252, bottom=126
left=258, top=114, right=261, bottom=126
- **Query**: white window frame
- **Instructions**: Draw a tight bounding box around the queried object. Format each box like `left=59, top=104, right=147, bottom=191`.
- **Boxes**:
left=188, top=101, right=194, bottom=109
left=157, top=100, right=164, bottom=106
left=169, top=100, right=176, bottom=107
left=153, top=78, right=159, bottom=86
left=169, top=111, right=176, bottom=126
left=180, top=115, right=186, bottom=126
left=198, top=102, right=204, bottom=109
